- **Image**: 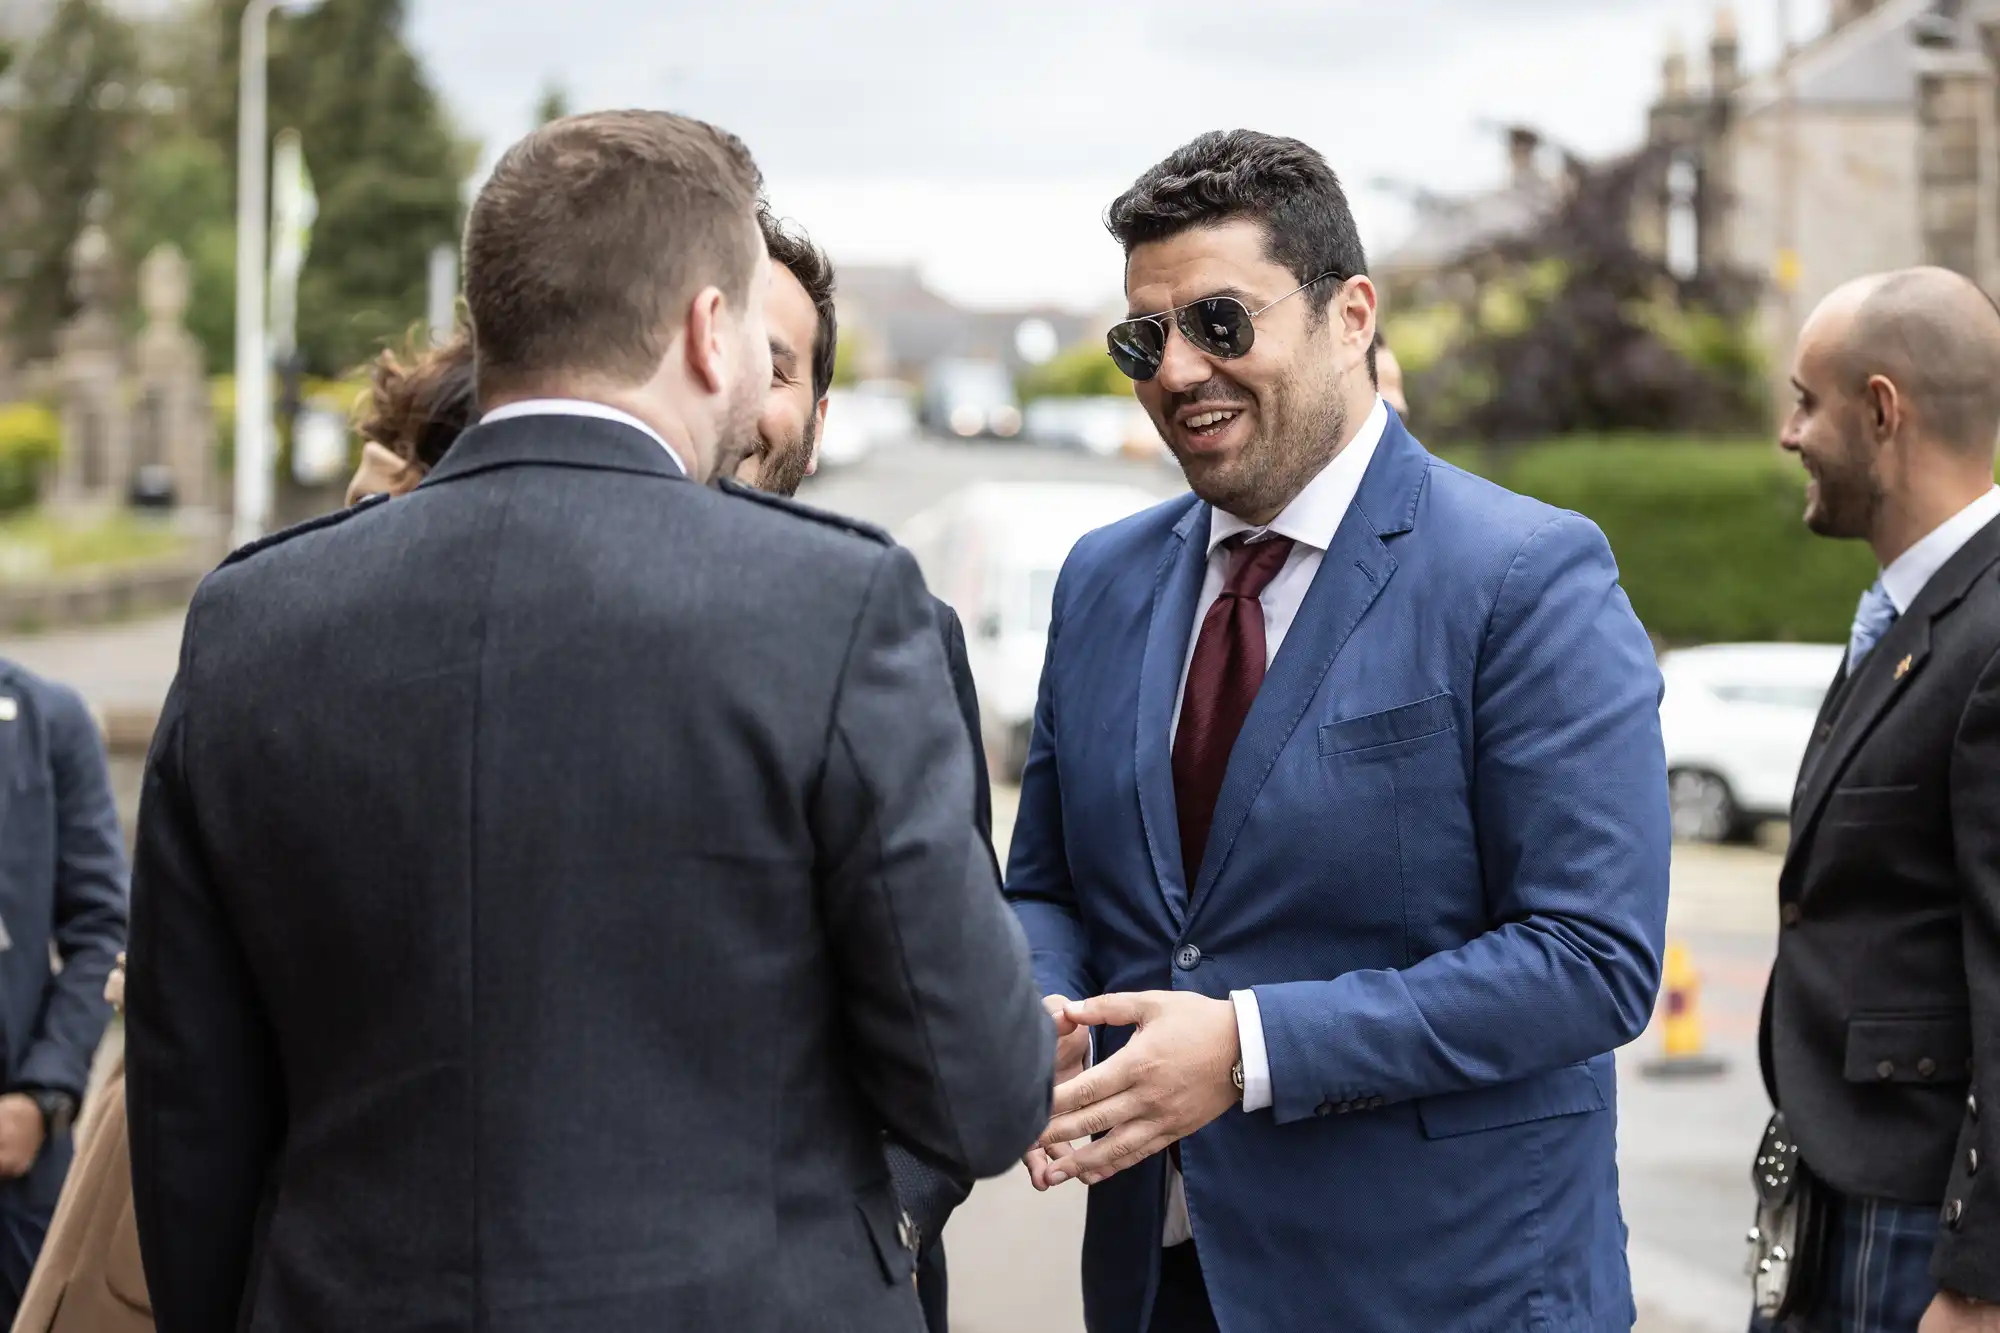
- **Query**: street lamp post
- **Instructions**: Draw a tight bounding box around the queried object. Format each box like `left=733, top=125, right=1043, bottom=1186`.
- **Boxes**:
left=232, top=0, right=315, bottom=550
left=232, top=0, right=275, bottom=550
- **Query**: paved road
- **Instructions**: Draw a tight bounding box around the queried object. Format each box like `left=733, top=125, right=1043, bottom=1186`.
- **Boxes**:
left=2, top=435, right=1773, bottom=1331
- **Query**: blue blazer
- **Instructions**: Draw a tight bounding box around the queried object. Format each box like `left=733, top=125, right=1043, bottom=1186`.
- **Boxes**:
left=0, top=661, right=126, bottom=1208
left=1006, top=416, right=1670, bottom=1333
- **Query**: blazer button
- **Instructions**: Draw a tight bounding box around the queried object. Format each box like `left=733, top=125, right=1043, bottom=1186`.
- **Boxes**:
left=1336, top=1101, right=1353, bottom=1115
left=1971, top=1149, right=1981, bottom=1177
left=1174, top=944, right=1202, bottom=971
left=1877, top=1061, right=1896, bottom=1081
left=1919, top=1058, right=1938, bottom=1079
left=1369, top=1096, right=1386, bottom=1109
left=1945, top=1199, right=1965, bottom=1230
left=1780, top=903, right=1802, bottom=928
left=1315, top=1101, right=1333, bottom=1117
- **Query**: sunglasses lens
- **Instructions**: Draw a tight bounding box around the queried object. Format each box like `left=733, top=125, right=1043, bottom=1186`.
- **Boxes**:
left=1107, top=320, right=1165, bottom=382
left=1181, top=298, right=1255, bottom=359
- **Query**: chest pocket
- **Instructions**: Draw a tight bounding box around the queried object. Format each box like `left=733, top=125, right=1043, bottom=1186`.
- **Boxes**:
left=1318, top=693, right=1455, bottom=759
left=1318, top=693, right=1480, bottom=962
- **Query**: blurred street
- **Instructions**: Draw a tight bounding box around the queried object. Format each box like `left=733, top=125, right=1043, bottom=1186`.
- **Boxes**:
left=0, top=434, right=1777, bottom=1333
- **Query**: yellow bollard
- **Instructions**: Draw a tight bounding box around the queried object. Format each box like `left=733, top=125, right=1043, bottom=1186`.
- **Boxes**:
left=1641, top=941, right=1729, bottom=1079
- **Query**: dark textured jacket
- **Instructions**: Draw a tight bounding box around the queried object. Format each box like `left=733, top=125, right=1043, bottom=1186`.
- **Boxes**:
left=125, top=415, right=1053, bottom=1333
left=1760, top=513, right=2000, bottom=1301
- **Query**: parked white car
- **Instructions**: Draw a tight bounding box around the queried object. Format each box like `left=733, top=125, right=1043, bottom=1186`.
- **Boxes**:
left=899, top=481, right=1168, bottom=776
left=1658, top=642, right=1846, bottom=842
left=816, top=380, right=916, bottom=470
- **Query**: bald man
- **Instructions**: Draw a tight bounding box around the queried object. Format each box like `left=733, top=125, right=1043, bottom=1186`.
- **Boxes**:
left=1754, top=267, right=2000, bottom=1333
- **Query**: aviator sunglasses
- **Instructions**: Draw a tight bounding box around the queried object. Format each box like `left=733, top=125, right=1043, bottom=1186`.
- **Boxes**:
left=1106, top=273, right=1342, bottom=383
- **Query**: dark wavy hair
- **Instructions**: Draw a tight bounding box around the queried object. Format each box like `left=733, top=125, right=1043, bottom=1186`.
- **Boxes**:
left=355, top=328, right=477, bottom=470
left=1107, top=129, right=1373, bottom=378
left=757, top=203, right=838, bottom=401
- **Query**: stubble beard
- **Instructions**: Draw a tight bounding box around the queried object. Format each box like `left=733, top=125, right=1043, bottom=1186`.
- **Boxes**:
left=1182, top=365, right=1349, bottom=523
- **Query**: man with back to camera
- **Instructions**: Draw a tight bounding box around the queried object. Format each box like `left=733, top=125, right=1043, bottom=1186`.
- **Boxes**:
left=1007, top=129, right=1670, bottom=1333
left=124, top=109, right=1053, bottom=1333
left=1749, top=267, right=2000, bottom=1333
left=736, top=202, right=994, bottom=1333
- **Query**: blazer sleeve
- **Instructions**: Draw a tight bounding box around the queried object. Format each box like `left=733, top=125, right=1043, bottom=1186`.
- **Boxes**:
left=814, top=545, right=1054, bottom=1181
left=1253, top=514, right=1671, bottom=1124
left=126, top=655, right=285, bottom=1333
left=1001, top=555, right=1096, bottom=1004
left=933, top=600, right=994, bottom=848
left=11, top=680, right=127, bottom=1099
left=1931, top=641, right=2000, bottom=1301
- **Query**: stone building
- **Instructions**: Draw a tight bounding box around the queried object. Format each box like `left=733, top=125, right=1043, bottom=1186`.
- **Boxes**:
left=1639, top=0, right=2000, bottom=414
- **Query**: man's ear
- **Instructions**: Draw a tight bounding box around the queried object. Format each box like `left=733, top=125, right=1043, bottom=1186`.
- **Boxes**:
left=684, top=286, right=730, bottom=396
left=1865, top=373, right=1903, bottom=442
left=808, top=395, right=829, bottom=476
left=1339, top=275, right=1379, bottom=353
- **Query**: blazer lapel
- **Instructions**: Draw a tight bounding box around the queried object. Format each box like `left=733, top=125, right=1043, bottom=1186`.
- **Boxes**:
left=1135, top=499, right=1211, bottom=927
left=1185, top=421, right=1429, bottom=922
left=1789, top=515, right=2000, bottom=860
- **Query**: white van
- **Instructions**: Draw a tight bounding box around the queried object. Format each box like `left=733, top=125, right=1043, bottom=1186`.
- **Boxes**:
left=899, top=481, right=1168, bottom=777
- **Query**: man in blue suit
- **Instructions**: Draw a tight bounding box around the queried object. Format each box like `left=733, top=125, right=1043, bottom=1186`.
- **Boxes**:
left=0, top=659, right=127, bottom=1322
left=1007, top=130, right=1672, bottom=1333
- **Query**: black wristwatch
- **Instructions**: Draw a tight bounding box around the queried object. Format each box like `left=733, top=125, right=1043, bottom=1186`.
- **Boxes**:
left=25, top=1089, right=76, bottom=1140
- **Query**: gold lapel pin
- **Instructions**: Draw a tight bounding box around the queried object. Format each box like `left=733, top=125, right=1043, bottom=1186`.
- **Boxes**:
left=1895, top=655, right=1914, bottom=681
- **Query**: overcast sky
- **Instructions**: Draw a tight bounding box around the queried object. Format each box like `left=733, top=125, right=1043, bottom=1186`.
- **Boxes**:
left=405, top=0, right=1834, bottom=312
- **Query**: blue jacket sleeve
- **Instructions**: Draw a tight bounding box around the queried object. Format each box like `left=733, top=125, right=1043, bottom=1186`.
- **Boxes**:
left=1004, top=558, right=1095, bottom=1004
left=14, top=679, right=127, bottom=1098
left=1255, top=514, right=1671, bottom=1125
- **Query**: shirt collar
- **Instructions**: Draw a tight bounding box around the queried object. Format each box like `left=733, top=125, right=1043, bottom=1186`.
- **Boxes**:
left=1880, top=485, right=2000, bottom=614
left=478, top=399, right=689, bottom=476
left=1207, top=395, right=1390, bottom=556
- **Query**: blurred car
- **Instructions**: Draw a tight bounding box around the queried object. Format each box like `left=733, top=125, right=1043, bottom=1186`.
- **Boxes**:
left=1024, top=396, right=1132, bottom=455
left=1657, top=642, right=1846, bottom=842
left=921, top=359, right=1022, bottom=440
left=815, top=379, right=916, bottom=470
left=899, top=480, right=1164, bottom=776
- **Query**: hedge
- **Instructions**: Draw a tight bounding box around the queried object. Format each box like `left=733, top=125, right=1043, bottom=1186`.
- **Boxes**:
left=0, top=403, right=60, bottom=515
left=1459, top=437, right=1877, bottom=646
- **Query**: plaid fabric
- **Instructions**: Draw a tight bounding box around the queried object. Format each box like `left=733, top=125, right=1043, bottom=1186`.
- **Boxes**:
left=1749, top=1193, right=1941, bottom=1333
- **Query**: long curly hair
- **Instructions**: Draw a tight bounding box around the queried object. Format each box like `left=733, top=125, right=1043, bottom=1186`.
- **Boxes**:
left=354, top=328, right=477, bottom=470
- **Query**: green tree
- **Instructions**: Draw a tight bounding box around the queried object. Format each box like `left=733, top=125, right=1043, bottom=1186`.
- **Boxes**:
left=1017, top=342, right=1132, bottom=400
left=187, top=0, right=471, bottom=375
left=112, top=128, right=235, bottom=363
left=534, top=80, right=571, bottom=125
left=1, top=0, right=141, bottom=358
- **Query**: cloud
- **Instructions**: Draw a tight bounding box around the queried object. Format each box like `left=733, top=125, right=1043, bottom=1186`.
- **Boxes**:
left=408, top=0, right=1833, bottom=307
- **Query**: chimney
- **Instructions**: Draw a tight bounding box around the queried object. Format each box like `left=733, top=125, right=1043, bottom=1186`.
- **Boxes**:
left=1662, top=33, right=1691, bottom=99
left=1506, top=127, right=1541, bottom=192
left=1710, top=5, right=1741, bottom=93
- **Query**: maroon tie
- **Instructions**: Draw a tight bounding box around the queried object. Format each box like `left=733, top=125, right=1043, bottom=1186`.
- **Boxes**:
left=1171, top=534, right=1296, bottom=890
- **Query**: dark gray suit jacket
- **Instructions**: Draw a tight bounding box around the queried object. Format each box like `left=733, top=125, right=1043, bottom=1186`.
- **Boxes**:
left=125, top=415, right=1053, bottom=1333
left=1761, top=513, right=2000, bottom=1300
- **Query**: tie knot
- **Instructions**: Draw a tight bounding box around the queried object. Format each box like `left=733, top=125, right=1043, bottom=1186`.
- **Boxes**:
left=1222, top=534, right=1295, bottom=599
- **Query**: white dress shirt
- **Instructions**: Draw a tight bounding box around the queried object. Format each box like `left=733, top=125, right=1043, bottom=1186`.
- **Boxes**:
left=1152, top=395, right=1389, bottom=1246
left=478, top=398, right=689, bottom=477
left=1880, top=485, right=2000, bottom=614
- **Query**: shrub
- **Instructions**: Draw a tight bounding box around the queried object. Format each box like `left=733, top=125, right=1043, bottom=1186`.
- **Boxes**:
left=1467, top=438, right=1875, bottom=645
left=0, top=403, right=61, bottom=514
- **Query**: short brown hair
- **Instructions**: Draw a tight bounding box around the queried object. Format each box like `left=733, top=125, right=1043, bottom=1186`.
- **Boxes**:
left=355, top=328, right=477, bottom=470
left=757, top=204, right=838, bottom=400
left=464, top=110, right=764, bottom=396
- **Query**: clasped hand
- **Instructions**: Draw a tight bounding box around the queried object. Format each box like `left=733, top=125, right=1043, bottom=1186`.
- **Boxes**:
left=1024, top=990, right=1240, bottom=1191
